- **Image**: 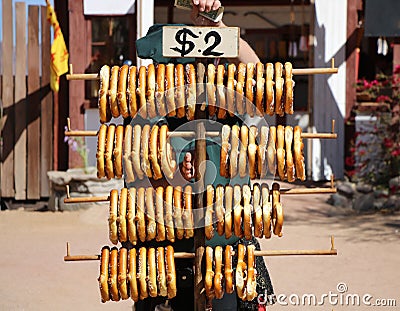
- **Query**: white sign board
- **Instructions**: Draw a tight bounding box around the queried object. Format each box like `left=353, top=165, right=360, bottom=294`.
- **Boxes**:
left=83, top=0, right=135, bottom=15
left=162, top=26, right=239, bottom=58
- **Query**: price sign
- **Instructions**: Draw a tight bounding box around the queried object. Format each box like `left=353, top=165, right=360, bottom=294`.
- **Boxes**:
left=162, top=26, right=239, bottom=58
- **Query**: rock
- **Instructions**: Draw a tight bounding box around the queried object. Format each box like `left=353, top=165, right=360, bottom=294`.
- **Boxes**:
left=327, top=193, right=351, bottom=208
left=337, top=182, right=356, bottom=198
left=353, top=193, right=375, bottom=213
left=374, top=188, right=389, bottom=198
left=389, top=176, right=400, bottom=194
left=356, top=183, right=373, bottom=194
left=383, top=195, right=400, bottom=210
left=373, top=198, right=387, bottom=210
left=58, top=193, right=93, bottom=212
left=47, top=171, right=73, bottom=186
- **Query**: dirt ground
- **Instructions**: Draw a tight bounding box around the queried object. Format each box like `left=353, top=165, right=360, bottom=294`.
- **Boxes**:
left=1, top=189, right=399, bottom=311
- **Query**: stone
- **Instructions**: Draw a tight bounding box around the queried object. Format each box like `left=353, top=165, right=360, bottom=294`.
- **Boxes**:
left=337, top=182, right=356, bottom=197
left=374, top=188, right=389, bottom=198
left=353, top=193, right=375, bottom=213
left=383, top=195, right=400, bottom=210
left=373, top=198, right=387, bottom=210
left=47, top=171, right=73, bottom=186
left=327, top=193, right=351, bottom=208
left=356, top=183, right=373, bottom=194
left=389, top=176, right=400, bottom=194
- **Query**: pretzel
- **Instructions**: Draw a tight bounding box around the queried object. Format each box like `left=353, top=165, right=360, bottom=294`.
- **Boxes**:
left=236, top=63, right=246, bottom=115
left=186, top=63, right=196, bottom=120
left=205, top=185, right=215, bottom=240
left=183, top=185, right=194, bottom=239
left=146, top=187, right=156, bottom=241
left=236, top=243, right=247, bottom=300
left=205, top=246, right=215, bottom=300
left=118, top=247, right=129, bottom=300
left=224, top=185, right=233, bottom=239
left=285, top=126, right=295, bottom=182
left=165, top=185, right=175, bottom=243
left=277, top=125, right=286, bottom=181
left=255, top=62, right=265, bottom=116
left=233, top=184, right=243, bottom=238
left=147, top=248, right=158, bottom=297
left=243, top=184, right=253, bottom=241
left=117, top=64, right=130, bottom=118
left=284, top=62, right=294, bottom=115
left=226, top=63, right=236, bottom=116
left=261, top=184, right=272, bottom=239
left=137, top=66, right=147, bottom=118
left=224, top=245, right=234, bottom=294
left=229, top=124, right=240, bottom=177
left=147, top=64, right=157, bottom=118
left=173, top=186, right=184, bottom=240
left=113, top=125, right=124, bottom=179
left=273, top=202, right=284, bottom=237
left=253, top=183, right=263, bottom=238
left=257, top=126, right=269, bottom=178
left=294, top=125, right=306, bottom=181
left=207, top=63, right=217, bottom=117
left=265, top=63, right=275, bottom=116
left=248, top=126, right=258, bottom=179
left=127, top=188, right=137, bottom=245
left=155, top=64, right=167, bottom=117
left=166, top=245, right=177, bottom=299
left=267, top=126, right=276, bottom=175
left=246, top=245, right=257, bottom=301
left=155, top=186, right=166, bottom=242
left=132, top=124, right=144, bottom=180
left=140, top=124, right=152, bottom=178
left=215, top=185, right=225, bottom=236
left=160, top=125, right=175, bottom=179
left=109, top=65, right=120, bottom=118
left=138, top=247, right=148, bottom=300
left=109, top=189, right=118, bottom=244
left=105, top=124, right=115, bottom=179
left=123, top=125, right=135, bottom=183
left=137, top=187, right=146, bottom=242
left=275, top=62, right=284, bottom=116
left=220, top=124, right=231, bottom=178
left=245, top=62, right=255, bottom=117
left=149, top=125, right=162, bottom=180
left=214, top=246, right=224, bottom=299
left=96, top=124, right=107, bottom=179
left=127, top=66, right=138, bottom=118
left=239, top=125, right=249, bottom=178
left=165, top=64, right=176, bottom=116
left=98, top=65, right=111, bottom=123
left=175, top=64, right=186, bottom=118
left=118, top=188, right=128, bottom=243
left=157, top=247, right=168, bottom=297
left=109, top=247, right=120, bottom=301
left=217, top=64, right=226, bottom=119
left=98, top=246, right=110, bottom=303
left=128, top=248, right=139, bottom=302
left=197, top=62, right=207, bottom=111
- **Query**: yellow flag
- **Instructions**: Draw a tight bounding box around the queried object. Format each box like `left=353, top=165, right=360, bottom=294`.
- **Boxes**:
left=47, top=1, right=69, bottom=92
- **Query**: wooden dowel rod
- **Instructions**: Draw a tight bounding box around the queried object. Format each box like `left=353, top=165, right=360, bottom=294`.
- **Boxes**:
left=67, top=73, right=99, bottom=80
left=280, top=187, right=336, bottom=195
left=301, top=133, right=337, bottom=139
left=64, top=130, right=98, bottom=137
left=64, top=254, right=101, bottom=261
left=64, top=196, right=110, bottom=204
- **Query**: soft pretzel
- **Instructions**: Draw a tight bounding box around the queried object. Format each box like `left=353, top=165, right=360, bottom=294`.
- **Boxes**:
left=217, top=64, right=226, bottom=119
left=226, top=63, right=236, bottom=116
left=215, top=185, right=225, bottom=236
left=109, top=247, right=120, bottom=301
left=175, top=64, right=186, bottom=118
left=105, top=124, right=115, bottom=179
left=239, top=125, right=249, bottom=178
left=285, top=126, right=295, bottom=182
left=138, top=247, right=148, bottom=300
left=117, top=64, right=130, bottom=118
left=253, top=183, right=263, bottom=238
left=96, top=124, right=107, bottom=179
left=165, top=64, right=176, bottom=116
left=273, top=202, right=284, bottom=237
left=166, top=139, right=177, bottom=177
left=127, top=188, right=137, bottom=245
left=127, top=66, right=138, bottom=118
left=118, top=188, right=128, bottom=243
left=147, top=248, right=158, bottom=297
left=98, top=65, right=111, bottom=123
left=220, top=124, right=231, bottom=178
left=265, top=63, right=275, bottom=116
left=157, top=247, right=168, bottom=297
left=155, top=186, right=166, bottom=242
left=272, top=182, right=280, bottom=219
left=255, top=62, right=265, bottom=116
left=205, top=185, right=215, bottom=240
left=155, top=64, right=167, bottom=117
left=147, top=64, right=157, bottom=119
left=186, top=63, right=196, bottom=120
left=173, top=186, right=184, bottom=240
left=275, top=62, right=284, bottom=116
left=236, top=63, right=246, bottom=115
left=214, top=246, right=224, bottom=299
left=243, top=184, right=253, bottom=241
left=257, top=126, right=269, bottom=178
left=123, top=125, right=135, bottom=183
left=248, top=126, right=258, bottom=179
left=166, top=245, right=177, bottom=299
left=98, top=246, right=110, bottom=303
left=229, top=125, right=240, bottom=177
left=207, top=63, right=217, bottom=117
left=224, top=185, right=233, bottom=239
left=245, top=62, right=255, bottom=117
left=118, top=247, right=129, bottom=300
left=205, top=246, right=215, bottom=300
left=267, top=126, right=276, bottom=175
left=160, top=125, right=176, bottom=179
left=236, top=243, right=247, bottom=300
left=137, top=66, right=147, bottom=118
left=113, top=125, right=124, bottom=179
left=109, top=65, right=120, bottom=118
left=224, top=245, right=234, bottom=294
left=137, top=187, right=146, bottom=242
left=146, top=187, right=157, bottom=241
left=165, top=186, right=175, bottom=243
left=140, top=124, right=152, bottom=178
left=149, top=125, right=162, bottom=180
left=294, top=125, right=306, bottom=181
left=128, top=248, right=139, bottom=302
left=197, top=62, right=207, bottom=111
left=233, top=184, right=243, bottom=238
left=183, top=185, right=194, bottom=239
left=132, top=124, right=144, bottom=180
left=109, top=189, right=118, bottom=244
left=246, top=245, right=257, bottom=301
left=284, top=62, right=294, bottom=115
left=261, top=184, right=272, bottom=239
left=277, top=125, right=286, bottom=181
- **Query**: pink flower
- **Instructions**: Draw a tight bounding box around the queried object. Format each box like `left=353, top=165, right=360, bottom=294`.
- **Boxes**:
left=394, top=65, right=400, bottom=74
left=391, top=148, right=400, bottom=157
left=383, top=138, right=394, bottom=149
left=376, top=95, right=391, bottom=102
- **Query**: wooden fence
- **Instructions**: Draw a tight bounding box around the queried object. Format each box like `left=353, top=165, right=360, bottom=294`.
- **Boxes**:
left=1, top=1, right=53, bottom=201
